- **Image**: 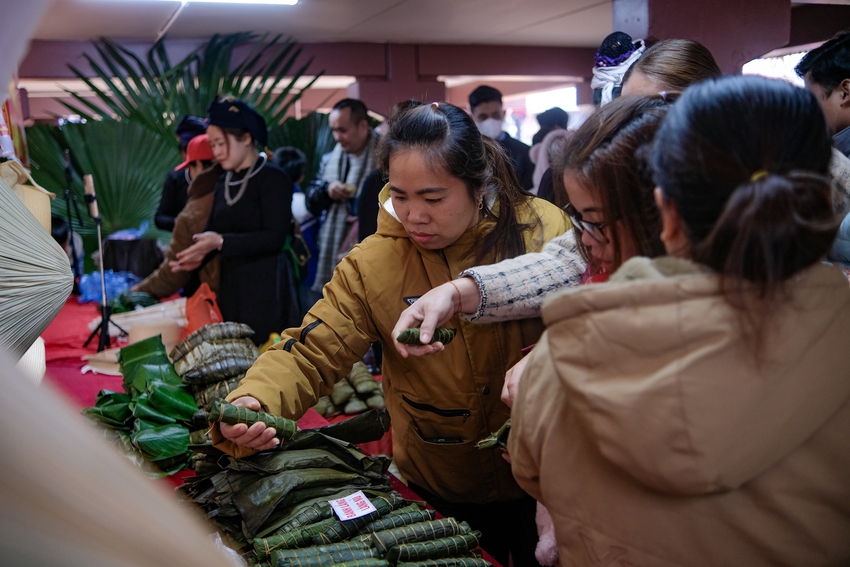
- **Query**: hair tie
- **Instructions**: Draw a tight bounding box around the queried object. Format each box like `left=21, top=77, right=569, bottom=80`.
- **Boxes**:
left=750, top=170, right=769, bottom=182
left=431, top=102, right=439, bottom=109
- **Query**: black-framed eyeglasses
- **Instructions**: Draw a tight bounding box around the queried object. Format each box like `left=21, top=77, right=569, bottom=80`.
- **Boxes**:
left=564, top=202, right=609, bottom=244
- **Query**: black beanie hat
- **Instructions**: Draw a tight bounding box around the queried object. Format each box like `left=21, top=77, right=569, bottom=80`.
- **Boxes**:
left=207, top=97, right=268, bottom=147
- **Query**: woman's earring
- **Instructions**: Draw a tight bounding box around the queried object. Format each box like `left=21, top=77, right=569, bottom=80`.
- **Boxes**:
left=477, top=196, right=484, bottom=210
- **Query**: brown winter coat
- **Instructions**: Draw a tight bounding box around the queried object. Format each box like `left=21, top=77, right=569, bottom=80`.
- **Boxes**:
left=137, top=165, right=221, bottom=298
left=509, top=256, right=850, bottom=566
left=213, top=185, right=570, bottom=504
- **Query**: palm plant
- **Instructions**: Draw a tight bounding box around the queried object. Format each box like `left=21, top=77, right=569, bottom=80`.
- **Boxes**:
left=268, top=111, right=335, bottom=184
left=26, top=33, right=327, bottom=264
left=29, top=120, right=179, bottom=263
left=61, top=33, right=322, bottom=148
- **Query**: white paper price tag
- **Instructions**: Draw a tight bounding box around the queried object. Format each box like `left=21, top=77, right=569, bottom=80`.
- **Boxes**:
left=329, top=491, right=377, bottom=521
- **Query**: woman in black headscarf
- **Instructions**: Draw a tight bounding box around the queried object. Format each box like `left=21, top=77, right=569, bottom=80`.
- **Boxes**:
left=171, top=97, right=300, bottom=344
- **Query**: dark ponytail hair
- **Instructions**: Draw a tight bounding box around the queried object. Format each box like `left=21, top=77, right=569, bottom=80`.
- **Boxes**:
left=652, top=75, right=837, bottom=305
left=378, top=102, right=538, bottom=263
left=562, top=94, right=672, bottom=270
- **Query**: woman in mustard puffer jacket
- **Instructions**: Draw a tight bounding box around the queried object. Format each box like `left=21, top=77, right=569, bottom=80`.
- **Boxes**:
left=212, top=103, right=570, bottom=566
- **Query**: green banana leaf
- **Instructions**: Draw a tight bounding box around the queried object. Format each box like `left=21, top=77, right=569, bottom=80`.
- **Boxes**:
left=127, top=362, right=179, bottom=396
left=118, top=335, right=169, bottom=366
left=110, top=290, right=158, bottom=313
left=131, top=395, right=177, bottom=425
left=131, top=422, right=190, bottom=461
left=133, top=419, right=159, bottom=432
left=147, top=380, right=199, bottom=422
left=81, top=389, right=133, bottom=429
left=152, top=453, right=192, bottom=476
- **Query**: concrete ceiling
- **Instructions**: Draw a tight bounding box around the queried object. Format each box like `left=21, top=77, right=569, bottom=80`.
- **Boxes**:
left=33, top=0, right=614, bottom=47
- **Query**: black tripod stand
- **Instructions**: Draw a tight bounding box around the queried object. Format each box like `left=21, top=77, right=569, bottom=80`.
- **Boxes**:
left=80, top=174, right=126, bottom=351
left=62, top=150, right=84, bottom=289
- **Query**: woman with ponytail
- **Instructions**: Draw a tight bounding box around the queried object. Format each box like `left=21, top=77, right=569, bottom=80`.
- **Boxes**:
left=510, top=75, right=850, bottom=566
left=211, top=102, right=569, bottom=566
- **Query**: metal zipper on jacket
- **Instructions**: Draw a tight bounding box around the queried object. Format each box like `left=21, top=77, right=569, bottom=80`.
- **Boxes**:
left=402, top=395, right=471, bottom=421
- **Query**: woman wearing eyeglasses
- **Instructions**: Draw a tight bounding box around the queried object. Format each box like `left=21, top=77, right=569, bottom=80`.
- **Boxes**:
left=509, top=74, right=850, bottom=567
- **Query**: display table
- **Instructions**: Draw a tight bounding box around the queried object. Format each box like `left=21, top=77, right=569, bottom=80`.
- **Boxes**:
left=41, top=297, right=501, bottom=566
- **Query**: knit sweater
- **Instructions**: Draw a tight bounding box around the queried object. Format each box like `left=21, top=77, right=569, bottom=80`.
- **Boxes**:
left=461, top=229, right=585, bottom=323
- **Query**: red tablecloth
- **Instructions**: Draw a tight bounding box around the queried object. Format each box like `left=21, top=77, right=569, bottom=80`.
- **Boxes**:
left=41, top=298, right=498, bottom=565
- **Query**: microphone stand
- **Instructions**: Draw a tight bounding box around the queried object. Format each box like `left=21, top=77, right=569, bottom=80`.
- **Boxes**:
left=62, top=150, right=84, bottom=290
left=81, top=174, right=126, bottom=351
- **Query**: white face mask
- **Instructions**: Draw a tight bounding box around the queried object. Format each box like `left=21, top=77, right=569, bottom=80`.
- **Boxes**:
left=476, top=118, right=503, bottom=139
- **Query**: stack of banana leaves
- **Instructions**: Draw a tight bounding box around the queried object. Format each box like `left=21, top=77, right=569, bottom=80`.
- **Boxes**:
left=81, top=334, right=207, bottom=476
left=108, top=290, right=159, bottom=314
left=170, top=322, right=260, bottom=409
left=182, top=410, right=489, bottom=567
left=312, top=362, right=385, bottom=419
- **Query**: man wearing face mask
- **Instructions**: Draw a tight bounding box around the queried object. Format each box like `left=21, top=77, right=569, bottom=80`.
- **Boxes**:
left=468, top=85, right=533, bottom=190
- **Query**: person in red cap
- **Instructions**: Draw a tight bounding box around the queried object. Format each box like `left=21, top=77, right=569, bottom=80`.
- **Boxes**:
left=136, top=134, right=221, bottom=298
left=174, top=133, right=215, bottom=178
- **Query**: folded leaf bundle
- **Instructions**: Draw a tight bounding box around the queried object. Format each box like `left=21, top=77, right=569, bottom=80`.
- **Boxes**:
left=397, top=558, right=491, bottom=567
left=395, top=328, right=456, bottom=346
left=330, top=379, right=356, bottom=406
left=365, top=395, right=385, bottom=410
left=174, top=338, right=259, bottom=376
left=207, top=400, right=298, bottom=442
left=313, top=492, right=405, bottom=544
left=343, top=398, right=368, bottom=415
left=230, top=469, right=372, bottom=537
left=231, top=448, right=380, bottom=478
left=132, top=396, right=177, bottom=425
left=171, top=322, right=254, bottom=362
left=386, top=532, right=482, bottom=563
left=147, top=381, right=199, bottom=422
left=194, top=375, right=244, bottom=408
left=362, top=505, right=434, bottom=533
left=312, top=396, right=337, bottom=418
left=82, top=390, right=133, bottom=429
left=118, top=335, right=170, bottom=380
left=271, top=547, right=378, bottom=567
left=255, top=520, right=355, bottom=560
left=130, top=423, right=190, bottom=462
left=346, top=362, right=379, bottom=395
left=182, top=352, right=256, bottom=385
left=475, top=420, right=511, bottom=450
left=372, top=518, right=462, bottom=554
left=110, top=290, right=158, bottom=314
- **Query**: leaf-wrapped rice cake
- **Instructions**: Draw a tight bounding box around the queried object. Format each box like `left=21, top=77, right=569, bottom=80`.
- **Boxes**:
left=386, top=532, right=482, bottom=563
left=170, top=322, right=254, bottom=361
left=371, top=518, right=464, bottom=554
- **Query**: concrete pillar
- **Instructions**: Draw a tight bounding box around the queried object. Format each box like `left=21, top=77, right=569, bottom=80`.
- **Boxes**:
left=613, top=0, right=791, bottom=73
left=348, top=44, right=445, bottom=118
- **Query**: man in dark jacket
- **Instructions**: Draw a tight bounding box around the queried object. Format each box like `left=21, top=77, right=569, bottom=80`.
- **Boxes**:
left=797, top=32, right=850, bottom=158
left=154, top=115, right=207, bottom=231
left=468, top=85, right=533, bottom=190
left=305, top=99, right=378, bottom=300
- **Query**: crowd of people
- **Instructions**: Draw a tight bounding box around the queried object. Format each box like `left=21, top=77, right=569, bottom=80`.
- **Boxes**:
left=103, top=30, right=850, bottom=566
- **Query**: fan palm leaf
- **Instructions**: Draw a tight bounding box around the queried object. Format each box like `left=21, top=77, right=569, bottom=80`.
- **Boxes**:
left=268, top=112, right=335, bottom=184
left=29, top=121, right=178, bottom=251
left=60, top=33, right=322, bottom=149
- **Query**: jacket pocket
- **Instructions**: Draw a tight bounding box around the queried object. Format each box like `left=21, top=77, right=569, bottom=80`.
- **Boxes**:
left=402, top=394, right=471, bottom=421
